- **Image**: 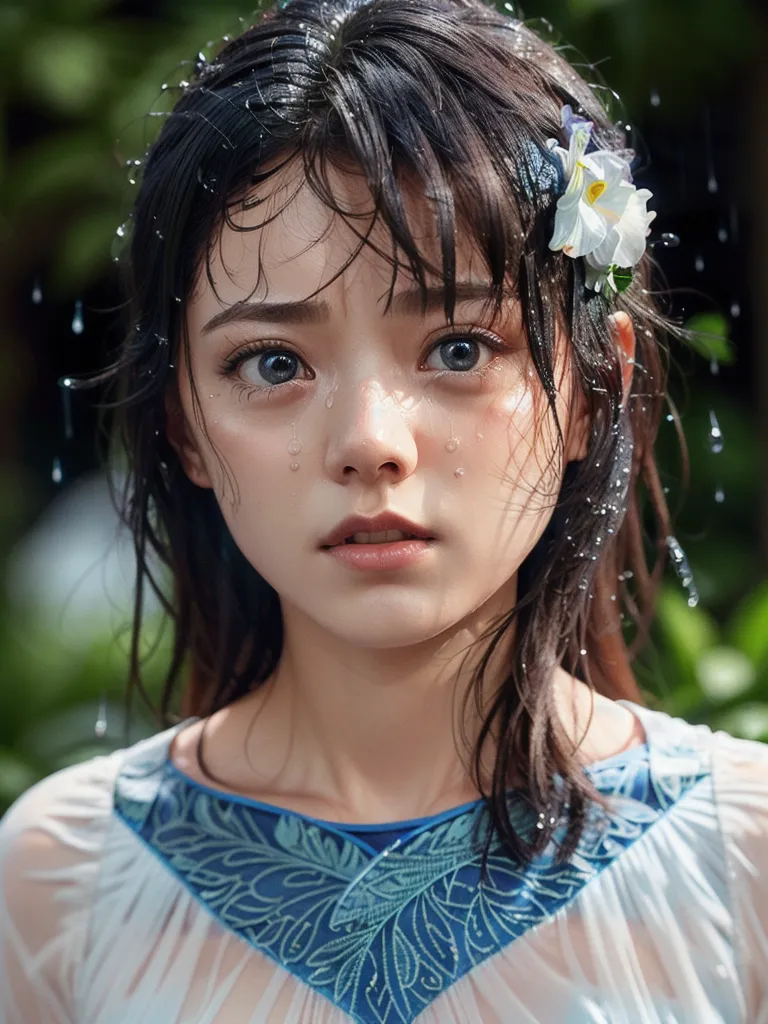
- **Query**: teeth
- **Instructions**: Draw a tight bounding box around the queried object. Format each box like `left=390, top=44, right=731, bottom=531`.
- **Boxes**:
left=345, top=529, right=414, bottom=544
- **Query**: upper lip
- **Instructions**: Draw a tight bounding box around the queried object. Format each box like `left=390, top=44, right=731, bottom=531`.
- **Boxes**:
left=320, top=513, right=436, bottom=548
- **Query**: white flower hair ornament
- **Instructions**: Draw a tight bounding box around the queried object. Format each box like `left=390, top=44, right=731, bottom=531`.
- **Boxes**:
left=546, top=105, right=656, bottom=296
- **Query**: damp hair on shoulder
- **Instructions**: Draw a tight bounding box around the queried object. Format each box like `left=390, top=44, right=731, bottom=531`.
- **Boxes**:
left=82, top=0, right=692, bottom=871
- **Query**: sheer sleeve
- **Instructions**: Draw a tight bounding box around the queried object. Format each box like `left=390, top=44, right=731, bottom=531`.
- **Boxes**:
left=712, top=728, right=768, bottom=1024
left=0, top=754, right=117, bottom=1024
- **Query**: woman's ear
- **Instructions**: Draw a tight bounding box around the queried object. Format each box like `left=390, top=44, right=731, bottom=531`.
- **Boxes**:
left=164, top=387, right=213, bottom=489
left=565, top=311, right=637, bottom=463
left=610, top=311, right=636, bottom=407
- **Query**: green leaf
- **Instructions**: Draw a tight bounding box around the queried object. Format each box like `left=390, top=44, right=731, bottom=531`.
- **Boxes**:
left=683, top=312, right=736, bottom=365
left=608, top=266, right=633, bottom=293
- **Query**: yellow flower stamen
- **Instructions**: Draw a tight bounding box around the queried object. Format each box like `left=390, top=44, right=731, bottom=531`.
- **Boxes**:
left=586, top=180, right=607, bottom=205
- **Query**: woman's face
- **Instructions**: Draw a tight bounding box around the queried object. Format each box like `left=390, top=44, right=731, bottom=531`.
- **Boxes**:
left=171, top=162, right=589, bottom=650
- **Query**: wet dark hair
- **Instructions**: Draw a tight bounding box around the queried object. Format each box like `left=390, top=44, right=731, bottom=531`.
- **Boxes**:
left=90, top=0, right=684, bottom=869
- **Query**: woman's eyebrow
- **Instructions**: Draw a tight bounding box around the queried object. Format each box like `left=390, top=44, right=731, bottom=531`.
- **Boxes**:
left=201, top=282, right=498, bottom=334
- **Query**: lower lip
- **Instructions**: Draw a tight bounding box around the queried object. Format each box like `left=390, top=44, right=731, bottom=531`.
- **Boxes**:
left=323, top=539, right=434, bottom=571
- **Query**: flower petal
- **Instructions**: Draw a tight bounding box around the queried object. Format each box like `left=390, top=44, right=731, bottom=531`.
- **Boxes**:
left=550, top=197, right=608, bottom=257
left=610, top=189, right=655, bottom=266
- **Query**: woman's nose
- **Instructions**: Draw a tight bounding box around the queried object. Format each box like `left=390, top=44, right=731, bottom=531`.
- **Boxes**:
left=323, top=377, right=419, bottom=485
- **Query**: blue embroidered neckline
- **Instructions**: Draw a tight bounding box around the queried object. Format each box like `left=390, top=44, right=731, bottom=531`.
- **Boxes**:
left=113, top=702, right=711, bottom=1024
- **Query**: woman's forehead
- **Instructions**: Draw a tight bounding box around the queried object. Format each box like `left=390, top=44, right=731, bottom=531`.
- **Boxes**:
left=194, top=158, right=494, bottom=309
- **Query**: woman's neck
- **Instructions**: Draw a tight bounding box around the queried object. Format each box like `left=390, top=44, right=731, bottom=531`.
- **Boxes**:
left=170, top=597, right=644, bottom=825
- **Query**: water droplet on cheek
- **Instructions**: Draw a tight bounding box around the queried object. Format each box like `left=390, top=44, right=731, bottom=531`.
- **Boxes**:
left=445, top=437, right=460, bottom=452
left=290, top=461, right=300, bottom=471
left=288, top=440, right=302, bottom=455
left=454, top=467, right=465, bottom=478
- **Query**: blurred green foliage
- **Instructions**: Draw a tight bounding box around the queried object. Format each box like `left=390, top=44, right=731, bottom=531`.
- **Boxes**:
left=0, top=0, right=765, bottom=814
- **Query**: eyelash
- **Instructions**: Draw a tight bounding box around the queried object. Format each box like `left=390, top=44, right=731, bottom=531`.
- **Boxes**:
left=218, top=328, right=511, bottom=401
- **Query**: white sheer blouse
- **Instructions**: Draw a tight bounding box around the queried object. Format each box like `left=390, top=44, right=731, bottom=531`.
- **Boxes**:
left=0, top=698, right=766, bottom=1024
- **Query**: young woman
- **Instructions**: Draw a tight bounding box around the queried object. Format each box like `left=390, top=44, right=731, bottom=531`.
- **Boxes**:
left=1, top=0, right=765, bottom=1021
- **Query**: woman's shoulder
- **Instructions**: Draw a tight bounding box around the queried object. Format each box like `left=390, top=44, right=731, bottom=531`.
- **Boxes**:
left=0, top=719, right=186, bottom=879
left=620, top=698, right=768, bottom=852
left=0, top=721, right=188, bottom=1009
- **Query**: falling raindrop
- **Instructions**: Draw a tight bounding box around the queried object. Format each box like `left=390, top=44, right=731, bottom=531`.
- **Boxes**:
left=94, top=693, right=108, bottom=739
left=730, top=302, right=741, bottom=318
left=718, top=227, right=728, bottom=243
left=694, top=254, right=705, bottom=273
left=71, top=300, right=84, bottom=335
left=59, top=377, right=74, bottom=440
left=650, top=89, right=661, bottom=107
left=708, top=409, right=724, bottom=454
left=51, top=457, right=63, bottom=484
left=710, top=357, right=720, bottom=376
left=702, top=107, right=718, bottom=195
left=660, top=232, right=680, bottom=247
left=666, top=536, right=699, bottom=608
left=31, top=278, right=43, bottom=304
left=715, top=487, right=725, bottom=504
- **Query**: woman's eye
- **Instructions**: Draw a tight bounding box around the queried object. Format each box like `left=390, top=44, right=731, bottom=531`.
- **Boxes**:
left=425, top=336, right=494, bottom=373
left=241, top=349, right=305, bottom=387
